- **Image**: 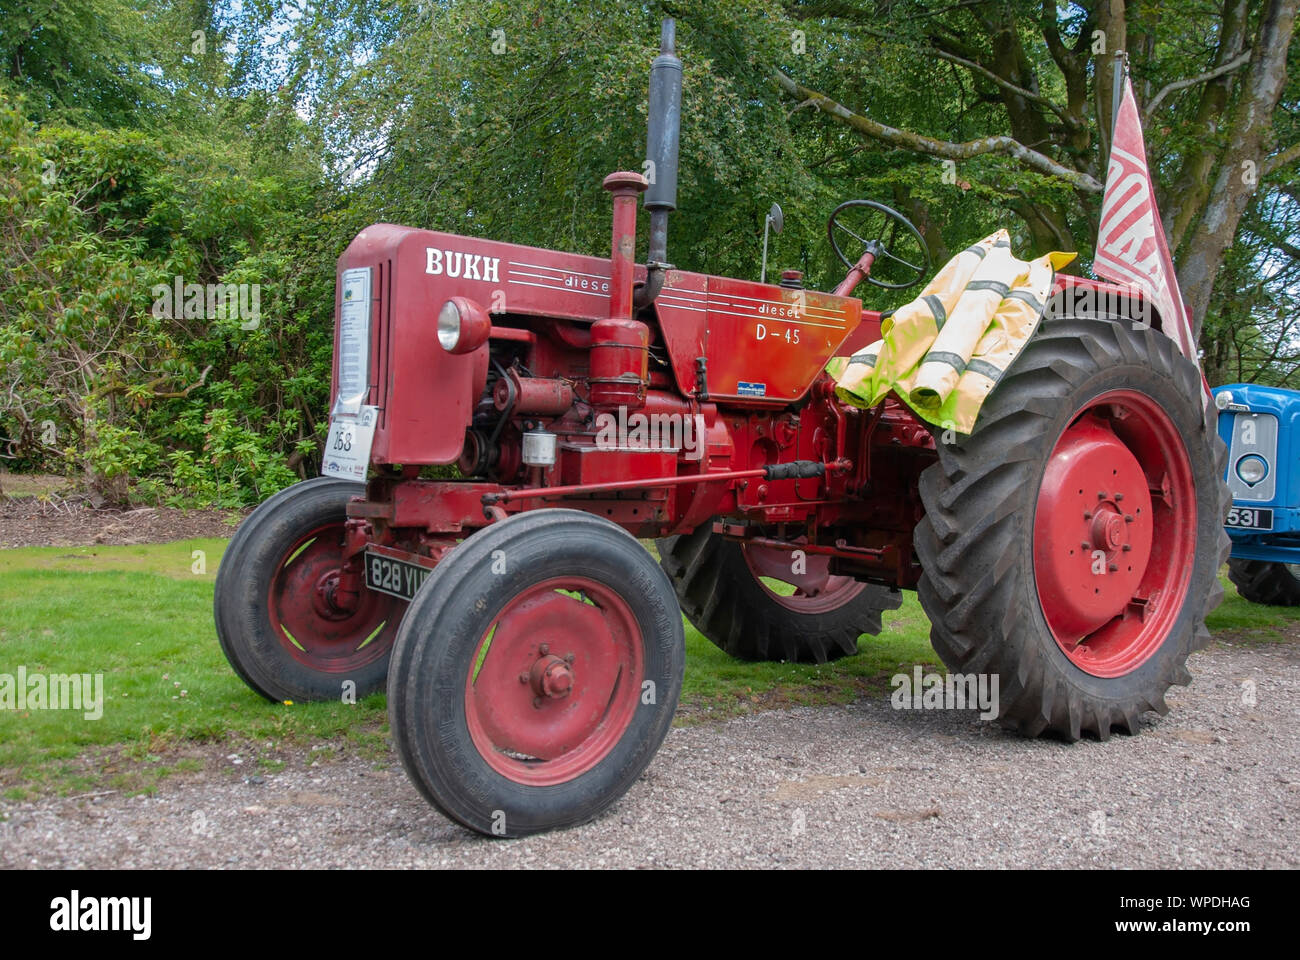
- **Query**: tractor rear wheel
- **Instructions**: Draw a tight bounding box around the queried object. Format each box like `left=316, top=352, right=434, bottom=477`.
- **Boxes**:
left=656, top=527, right=902, bottom=663
left=1227, top=559, right=1300, bottom=606
left=389, top=509, right=684, bottom=837
left=913, top=317, right=1229, bottom=740
left=214, top=477, right=404, bottom=702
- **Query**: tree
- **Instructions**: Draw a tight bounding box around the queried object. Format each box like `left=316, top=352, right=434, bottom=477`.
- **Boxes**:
left=770, top=0, right=1299, bottom=371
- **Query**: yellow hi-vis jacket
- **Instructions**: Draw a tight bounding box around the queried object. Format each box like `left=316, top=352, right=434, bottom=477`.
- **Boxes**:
left=828, top=229, right=1076, bottom=434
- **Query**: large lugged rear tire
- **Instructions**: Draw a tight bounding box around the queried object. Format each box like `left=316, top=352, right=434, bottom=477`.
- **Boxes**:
left=656, top=528, right=902, bottom=663
left=1227, top=558, right=1300, bottom=606
left=214, top=477, right=404, bottom=702
left=914, top=317, right=1230, bottom=740
left=389, top=509, right=684, bottom=837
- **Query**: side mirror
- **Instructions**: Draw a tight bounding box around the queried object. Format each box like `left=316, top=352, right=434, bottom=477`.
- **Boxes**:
left=761, top=203, right=784, bottom=283
left=767, top=203, right=784, bottom=235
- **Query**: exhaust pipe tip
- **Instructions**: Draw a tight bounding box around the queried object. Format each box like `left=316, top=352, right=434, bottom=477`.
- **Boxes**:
left=659, top=17, right=676, bottom=55
left=636, top=18, right=681, bottom=310
left=644, top=18, right=681, bottom=214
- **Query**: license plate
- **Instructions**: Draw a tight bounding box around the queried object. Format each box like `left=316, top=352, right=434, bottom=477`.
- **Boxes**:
left=1226, top=506, right=1273, bottom=530
left=322, top=406, right=378, bottom=481
left=364, top=552, right=432, bottom=601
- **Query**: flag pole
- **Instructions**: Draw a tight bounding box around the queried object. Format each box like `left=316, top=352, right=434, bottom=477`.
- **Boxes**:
left=1106, top=51, right=1127, bottom=170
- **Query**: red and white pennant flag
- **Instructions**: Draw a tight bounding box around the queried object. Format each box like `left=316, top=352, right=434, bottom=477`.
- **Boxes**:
left=1092, top=77, right=1198, bottom=361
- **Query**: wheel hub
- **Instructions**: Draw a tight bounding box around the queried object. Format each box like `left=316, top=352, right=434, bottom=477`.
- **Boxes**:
left=530, top=654, right=574, bottom=700
left=311, top=569, right=352, bottom=621
left=269, top=522, right=399, bottom=673
left=467, top=581, right=643, bottom=783
left=1031, top=389, right=1198, bottom=679
left=1034, top=414, right=1155, bottom=643
left=1090, top=508, right=1126, bottom=552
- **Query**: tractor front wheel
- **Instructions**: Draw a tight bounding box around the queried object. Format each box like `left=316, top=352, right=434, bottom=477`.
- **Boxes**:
left=656, top=527, right=902, bottom=663
left=914, top=317, right=1229, bottom=740
left=1227, top=559, right=1300, bottom=606
left=389, top=509, right=684, bottom=836
left=214, top=477, right=404, bottom=702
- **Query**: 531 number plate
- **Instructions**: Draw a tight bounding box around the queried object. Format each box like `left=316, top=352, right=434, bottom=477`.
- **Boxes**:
left=1226, top=506, right=1272, bottom=530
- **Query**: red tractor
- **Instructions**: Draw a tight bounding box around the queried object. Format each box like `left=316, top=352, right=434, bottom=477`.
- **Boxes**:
left=214, top=21, right=1228, bottom=837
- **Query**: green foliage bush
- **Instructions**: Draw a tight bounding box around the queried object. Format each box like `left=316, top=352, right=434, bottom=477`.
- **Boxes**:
left=0, top=95, right=337, bottom=505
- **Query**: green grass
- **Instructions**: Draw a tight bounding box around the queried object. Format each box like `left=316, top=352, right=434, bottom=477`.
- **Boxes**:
left=0, top=538, right=1294, bottom=799
left=1205, top=568, right=1300, bottom=644
left=0, top=539, right=390, bottom=799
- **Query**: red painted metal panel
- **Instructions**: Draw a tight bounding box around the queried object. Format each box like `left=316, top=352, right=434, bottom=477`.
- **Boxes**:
left=836, top=310, right=885, bottom=357
left=657, top=272, right=864, bottom=403
left=654, top=270, right=708, bottom=398
left=334, top=224, right=644, bottom=465
left=334, top=222, right=874, bottom=463
left=558, top=444, right=678, bottom=487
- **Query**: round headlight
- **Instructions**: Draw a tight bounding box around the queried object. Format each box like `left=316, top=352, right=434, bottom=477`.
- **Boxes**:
left=436, top=297, right=491, bottom=354
left=437, top=300, right=462, bottom=351
left=1214, top=390, right=1233, bottom=411
left=1237, top=454, right=1268, bottom=485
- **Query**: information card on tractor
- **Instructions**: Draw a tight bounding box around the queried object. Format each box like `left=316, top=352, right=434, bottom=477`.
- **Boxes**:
left=322, top=405, right=378, bottom=481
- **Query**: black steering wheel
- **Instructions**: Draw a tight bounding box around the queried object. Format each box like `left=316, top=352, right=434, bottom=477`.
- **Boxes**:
left=827, top=199, right=931, bottom=290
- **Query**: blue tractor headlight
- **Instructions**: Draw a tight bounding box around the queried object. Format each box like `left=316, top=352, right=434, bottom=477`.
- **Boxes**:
left=1236, top=454, right=1268, bottom=485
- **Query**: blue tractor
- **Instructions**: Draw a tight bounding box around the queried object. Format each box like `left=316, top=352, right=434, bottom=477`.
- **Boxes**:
left=1212, top=383, right=1300, bottom=605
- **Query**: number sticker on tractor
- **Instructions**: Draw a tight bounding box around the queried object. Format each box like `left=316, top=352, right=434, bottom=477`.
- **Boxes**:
left=322, top=405, right=378, bottom=480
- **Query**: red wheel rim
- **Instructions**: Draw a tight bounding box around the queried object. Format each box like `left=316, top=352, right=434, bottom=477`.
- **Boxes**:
left=267, top=522, right=400, bottom=674
left=464, top=577, right=644, bottom=786
left=741, top=541, right=866, bottom=613
left=1032, top=389, right=1197, bottom=678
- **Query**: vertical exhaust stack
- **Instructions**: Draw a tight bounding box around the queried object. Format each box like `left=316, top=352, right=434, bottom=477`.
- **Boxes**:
left=635, top=18, right=681, bottom=309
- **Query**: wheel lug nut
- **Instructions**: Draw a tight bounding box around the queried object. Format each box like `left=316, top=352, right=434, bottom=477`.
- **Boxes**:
left=1097, top=492, right=1106, bottom=499
left=1081, top=541, right=1089, bottom=550
left=1084, top=511, right=1093, bottom=520
left=1124, top=514, right=1133, bottom=522
left=1114, top=493, right=1124, bottom=501
left=564, top=653, right=575, bottom=664
left=1108, top=563, right=1118, bottom=572
left=533, top=696, right=543, bottom=709
left=539, top=643, right=549, bottom=655
left=1122, top=544, right=1131, bottom=552
left=519, top=672, right=529, bottom=683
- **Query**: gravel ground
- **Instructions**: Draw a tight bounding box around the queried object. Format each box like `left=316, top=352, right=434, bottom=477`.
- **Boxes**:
left=2, top=639, right=1296, bottom=869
